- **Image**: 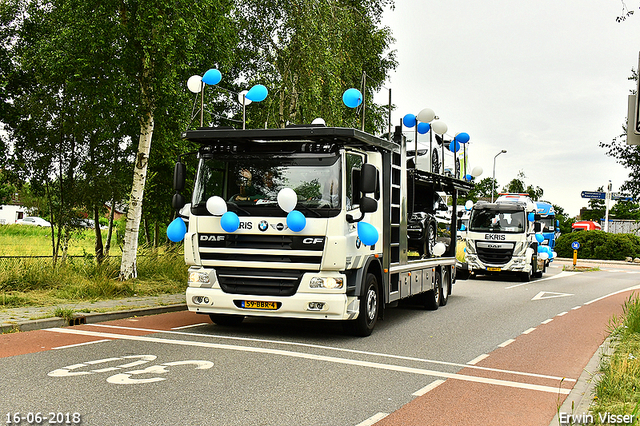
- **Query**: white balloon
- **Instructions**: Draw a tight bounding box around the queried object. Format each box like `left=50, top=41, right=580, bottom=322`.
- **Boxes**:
left=539, top=252, right=549, bottom=260
left=433, top=242, right=446, bottom=257
left=465, top=200, right=473, bottom=210
left=417, top=108, right=436, bottom=123
left=431, top=120, right=448, bottom=135
left=552, top=251, right=557, bottom=259
left=206, top=196, right=227, bottom=216
left=311, top=117, right=326, bottom=125
left=238, top=90, right=252, bottom=106
left=471, top=166, right=483, bottom=177
left=187, top=75, right=202, bottom=93
left=277, top=188, right=298, bottom=213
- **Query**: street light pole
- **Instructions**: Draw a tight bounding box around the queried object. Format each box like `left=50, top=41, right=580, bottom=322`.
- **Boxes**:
left=492, top=150, right=507, bottom=202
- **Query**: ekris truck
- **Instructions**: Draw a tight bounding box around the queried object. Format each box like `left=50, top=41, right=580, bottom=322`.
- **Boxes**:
left=171, top=125, right=473, bottom=336
left=458, top=193, right=545, bottom=281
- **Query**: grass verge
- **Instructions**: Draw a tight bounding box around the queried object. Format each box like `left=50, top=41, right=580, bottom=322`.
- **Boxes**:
left=590, top=295, right=640, bottom=424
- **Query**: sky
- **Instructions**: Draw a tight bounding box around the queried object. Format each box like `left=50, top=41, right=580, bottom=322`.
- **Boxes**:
left=374, top=0, right=640, bottom=217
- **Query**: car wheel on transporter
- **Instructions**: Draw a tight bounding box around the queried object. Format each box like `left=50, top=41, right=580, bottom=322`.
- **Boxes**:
left=439, top=268, right=450, bottom=306
left=345, top=273, right=379, bottom=337
left=209, top=314, right=245, bottom=326
left=425, top=221, right=437, bottom=258
left=423, top=270, right=441, bottom=310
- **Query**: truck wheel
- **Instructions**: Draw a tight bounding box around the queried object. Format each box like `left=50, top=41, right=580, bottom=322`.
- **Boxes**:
left=423, top=271, right=441, bottom=310
left=209, top=314, right=245, bottom=326
left=345, top=273, right=379, bottom=337
left=439, top=268, right=450, bottom=306
left=519, top=269, right=531, bottom=282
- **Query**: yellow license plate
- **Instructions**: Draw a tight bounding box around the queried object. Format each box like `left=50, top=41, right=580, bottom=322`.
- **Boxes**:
left=242, top=300, right=278, bottom=310
left=487, top=267, right=501, bottom=272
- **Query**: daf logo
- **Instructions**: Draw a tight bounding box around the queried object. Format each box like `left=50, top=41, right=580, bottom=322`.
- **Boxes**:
left=270, top=223, right=288, bottom=231
left=200, top=235, right=225, bottom=242
left=258, top=220, right=268, bottom=232
left=303, top=238, right=324, bottom=244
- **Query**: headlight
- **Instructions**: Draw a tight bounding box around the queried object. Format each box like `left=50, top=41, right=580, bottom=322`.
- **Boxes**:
left=310, top=277, right=344, bottom=289
left=189, top=271, right=210, bottom=285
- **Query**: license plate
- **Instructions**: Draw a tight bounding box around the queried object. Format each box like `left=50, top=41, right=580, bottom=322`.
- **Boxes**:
left=487, top=267, right=501, bottom=272
left=242, top=300, right=278, bottom=310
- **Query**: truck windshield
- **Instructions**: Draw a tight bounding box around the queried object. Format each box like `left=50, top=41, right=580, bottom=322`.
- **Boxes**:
left=539, top=217, right=555, bottom=232
left=469, top=209, right=525, bottom=233
left=191, top=153, right=341, bottom=217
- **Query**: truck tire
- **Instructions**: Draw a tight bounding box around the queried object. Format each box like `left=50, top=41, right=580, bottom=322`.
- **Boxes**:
left=439, top=268, right=450, bottom=306
left=423, top=271, right=441, bottom=310
left=209, top=314, right=245, bottom=326
left=344, top=273, right=379, bottom=337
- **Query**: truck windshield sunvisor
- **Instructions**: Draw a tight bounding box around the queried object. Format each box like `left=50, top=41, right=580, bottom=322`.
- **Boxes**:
left=191, top=153, right=342, bottom=217
left=469, top=209, right=526, bottom=233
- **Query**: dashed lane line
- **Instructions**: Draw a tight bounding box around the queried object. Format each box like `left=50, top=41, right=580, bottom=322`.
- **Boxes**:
left=498, top=339, right=515, bottom=348
left=45, top=327, right=571, bottom=395
left=355, top=412, right=389, bottom=426
left=412, top=379, right=445, bottom=396
left=467, top=354, right=489, bottom=365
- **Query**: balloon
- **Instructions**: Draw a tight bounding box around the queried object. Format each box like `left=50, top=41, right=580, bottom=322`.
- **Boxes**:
left=455, top=132, right=470, bottom=143
left=402, top=113, right=416, bottom=128
left=539, top=252, right=549, bottom=260
left=460, top=224, right=466, bottom=231
left=220, top=211, right=240, bottom=233
left=417, top=108, right=436, bottom=123
left=167, top=217, right=187, bottom=242
left=433, top=242, right=446, bottom=257
left=238, top=90, right=252, bottom=106
left=357, top=221, right=379, bottom=246
left=342, top=88, right=362, bottom=108
left=535, top=233, right=544, bottom=243
left=202, top=69, right=222, bottom=85
left=277, top=188, right=298, bottom=213
left=187, top=75, right=202, bottom=93
left=471, top=166, right=483, bottom=177
left=431, top=120, right=448, bottom=135
left=449, top=140, right=460, bottom=153
left=287, top=210, right=306, bottom=232
left=417, top=122, right=430, bottom=134
left=311, top=117, right=326, bottom=125
left=465, top=200, right=473, bottom=210
left=552, top=251, right=557, bottom=259
left=206, top=196, right=227, bottom=216
left=528, top=212, right=535, bottom=222
left=465, top=174, right=473, bottom=181
left=246, top=84, right=268, bottom=102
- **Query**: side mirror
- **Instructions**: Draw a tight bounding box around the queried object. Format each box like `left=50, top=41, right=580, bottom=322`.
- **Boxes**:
left=360, top=163, right=378, bottom=194
left=534, top=222, right=543, bottom=233
left=172, top=193, right=186, bottom=211
left=360, top=196, right=378, bottom=213
left=173, top=162, right=186, bottom=192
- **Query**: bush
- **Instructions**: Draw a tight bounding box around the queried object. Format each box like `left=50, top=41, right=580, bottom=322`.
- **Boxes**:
left=556, top=231, right=640, bottom=260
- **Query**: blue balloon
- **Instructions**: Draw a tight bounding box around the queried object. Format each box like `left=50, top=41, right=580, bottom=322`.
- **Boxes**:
left=417, top=122, right=430, bottom=134
left=528, top=212, right=535, bottom=222
left=246, top=84, right=268, bottom=102
left=220, top=211, right=240, bottom=232
left=460, top=224, right=466, bottom=231
left=202, top=69, right=222, bottom=85
left=402, top=113, right=416, bottom=128
left=167, top=217, right=186, bottom=242
left=535, top=233, right=544, bottom=243
left=465, top=174, right=473, bottom=181
left=455, top=132, right=470, bottom=143
left=286, top=210, right=306, bottom=232
left=357, top=221, right=379, bottom=246
left=449, top=140, right=460, bottom=153
left=342, top=88, right=362, bottom=108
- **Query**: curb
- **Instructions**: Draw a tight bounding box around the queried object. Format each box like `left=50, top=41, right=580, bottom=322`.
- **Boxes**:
left=548, top=338, right=612, bottom=426
left=0, top=303, right=187, bottom=334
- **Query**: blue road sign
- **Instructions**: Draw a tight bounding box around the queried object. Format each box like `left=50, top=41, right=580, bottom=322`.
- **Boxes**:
left=581, top=191, right=606, bottom=199
left=571, top=241, right=581, bottom=250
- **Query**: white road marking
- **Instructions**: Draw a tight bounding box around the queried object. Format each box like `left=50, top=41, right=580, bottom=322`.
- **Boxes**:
left=557, top=311, right=568, bottom=316
left=522, top=328, right=536, bottom=335
left=498, top=339, right=515, bottom=348
left=356, top=412, right=388, bottom=426
left=52, top=339, right=111, bottom=350
left=412, top=379, right=445, bottom=396
left=46, top=327, right=571, bottom=395
left=571, top=306, right=582, bottom=310
left=585, top=284, right=640, bottom=305
left=505, top=271, right=578, bottom=289
left=531, top=291, right=574, bottom=301
left=80, top=323, right=574, bottom=383
left=541, top=319, right=553, bottom=325
left=171, top=323, right=209, bottom=330
left=467, top=354, right=489, bottom=365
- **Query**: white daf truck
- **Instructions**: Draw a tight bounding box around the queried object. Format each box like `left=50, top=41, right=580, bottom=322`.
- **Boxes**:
left=458, top=194, right=544, bottom=281
left=171, top=125, right=473, bottom=336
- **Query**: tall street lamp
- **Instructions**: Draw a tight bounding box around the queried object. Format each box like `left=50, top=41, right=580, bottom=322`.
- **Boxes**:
left=492, top=150, right=507, bottom=202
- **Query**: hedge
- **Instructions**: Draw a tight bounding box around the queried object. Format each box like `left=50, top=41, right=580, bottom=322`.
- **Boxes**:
left=555, top=231, right=640, bottom=260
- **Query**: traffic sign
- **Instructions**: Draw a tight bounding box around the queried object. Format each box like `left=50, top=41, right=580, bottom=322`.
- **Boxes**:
left=571, top=241, right=580, bottom=250
left=581, top=191, right=606, bottom=199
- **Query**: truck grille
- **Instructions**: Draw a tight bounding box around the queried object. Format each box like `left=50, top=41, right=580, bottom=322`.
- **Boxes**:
left=476, top=246, right=514, bottom=265
left=216, top=267, right=302, bottom=296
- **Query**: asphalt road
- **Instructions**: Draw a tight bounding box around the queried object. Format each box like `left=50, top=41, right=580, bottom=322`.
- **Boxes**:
left=1, top=260, right=639, bottom=426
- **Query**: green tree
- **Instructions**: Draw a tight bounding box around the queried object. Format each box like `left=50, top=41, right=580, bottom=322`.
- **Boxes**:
left=461, top=177, right=497, bottom=203
left=501, top=170, right=543, bottom=200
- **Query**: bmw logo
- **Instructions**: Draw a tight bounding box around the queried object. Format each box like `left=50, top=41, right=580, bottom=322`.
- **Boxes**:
left=258, top=220, right=268, bottom=232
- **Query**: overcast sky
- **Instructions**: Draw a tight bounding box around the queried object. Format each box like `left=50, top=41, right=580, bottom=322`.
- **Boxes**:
left=375, top=0, right=640, bottom=217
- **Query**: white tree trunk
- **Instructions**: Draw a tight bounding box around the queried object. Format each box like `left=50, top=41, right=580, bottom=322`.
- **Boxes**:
left=119, top=109, right=154, bottom=280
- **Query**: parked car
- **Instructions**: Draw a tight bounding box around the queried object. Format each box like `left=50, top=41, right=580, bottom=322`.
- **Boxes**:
left=16, top=216, right=51, bottom=227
